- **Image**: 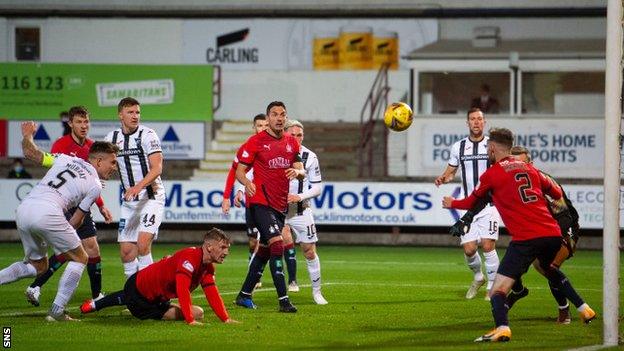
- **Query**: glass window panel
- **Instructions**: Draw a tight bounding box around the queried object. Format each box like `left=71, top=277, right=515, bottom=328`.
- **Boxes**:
left=521, top=72, right=604, bottom=115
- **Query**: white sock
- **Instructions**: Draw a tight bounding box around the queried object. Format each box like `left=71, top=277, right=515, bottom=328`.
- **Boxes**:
left=306, top=255, right=322, bottom=294
left=123, top=259, right=139, bottom=279
left=0, top=261, right=37, bottom=284
left=137, top=254, right=153, bottom=270
left=51, top=261, right=85, bottom=314
left=465, top=253, right=484, bottom=281
left=577, top=303, right=589, bottom=312
left=483, top=250, right=499, bottom=290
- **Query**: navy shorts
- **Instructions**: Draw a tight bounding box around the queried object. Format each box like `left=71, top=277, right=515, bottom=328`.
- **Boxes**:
left=248, top=204, right=285, bottom=245
left=245, top=207, right=259, bottom=239
left=497, top=236, right=562, bottom=280
left=124, top=273, right=171, bottom=320
left=65, top=207, right=97, bottom=240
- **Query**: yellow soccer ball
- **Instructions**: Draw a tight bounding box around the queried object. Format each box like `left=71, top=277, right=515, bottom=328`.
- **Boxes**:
left=383, top=102, right=413, bottom=132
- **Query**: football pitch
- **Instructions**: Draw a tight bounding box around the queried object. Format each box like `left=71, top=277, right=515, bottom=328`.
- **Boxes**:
left=0, top=242, right=620, bottom=350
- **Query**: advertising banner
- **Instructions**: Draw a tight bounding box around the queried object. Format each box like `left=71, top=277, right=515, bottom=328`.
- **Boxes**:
left=0, top=63, right=213, bottom=121
left=7, top=121, right=204, bottom=159
left=0, top=180, right=619, bottom=229
left=182, top=19, right=438, bottom=70
left=406, top=117, right=610, bottom=179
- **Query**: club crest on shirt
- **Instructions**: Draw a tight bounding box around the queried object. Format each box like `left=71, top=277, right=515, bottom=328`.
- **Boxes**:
left=286, top=143, right=293, bottom=153
left=242, top=150, right=249, bottom=158
left=182, top=260, right=194, bottom=273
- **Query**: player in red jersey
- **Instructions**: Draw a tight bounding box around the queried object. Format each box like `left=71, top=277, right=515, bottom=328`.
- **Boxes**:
left=443, top=128, right=595, bottom=343
left=80, top=228, right=238, bottom=325
left=26, top=106, right=113, bottom=307
left=234, top=101, right=305, bottom=313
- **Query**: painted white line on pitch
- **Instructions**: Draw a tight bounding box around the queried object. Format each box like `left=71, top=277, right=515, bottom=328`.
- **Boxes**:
left=567, top=345, right=611, bottom=351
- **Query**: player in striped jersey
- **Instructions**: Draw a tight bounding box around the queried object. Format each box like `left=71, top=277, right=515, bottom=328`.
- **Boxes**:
left=0, top=121, right=118, bottom=321
left=282, top=120, right=328, bottom=304
left=435, top=108, right=500, bottom=300
left=104, top=97, right=165, bottom=280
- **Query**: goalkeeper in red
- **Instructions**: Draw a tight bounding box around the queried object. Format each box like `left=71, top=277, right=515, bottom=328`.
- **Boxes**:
left=443, top=128, right=595, bottom=342
left=81, top=228, right=238, bottom=325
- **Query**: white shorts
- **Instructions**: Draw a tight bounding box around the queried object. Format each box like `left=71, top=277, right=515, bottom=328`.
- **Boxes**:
left=118, top=198, right=164, bottom=243
left=16, top=200, right=81, bottom=260
left=285, top=207, right=318, bottom=244
left=460, top=204, right=501, bottom=245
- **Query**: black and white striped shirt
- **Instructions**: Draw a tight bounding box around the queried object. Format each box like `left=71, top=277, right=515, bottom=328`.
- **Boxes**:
left=448, top=136, right=491, bottom=198
left=105, top=125, right=165, bottom=201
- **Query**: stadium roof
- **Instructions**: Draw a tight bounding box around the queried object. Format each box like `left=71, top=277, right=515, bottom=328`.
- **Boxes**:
left=405, top=39, right=605, bottom=60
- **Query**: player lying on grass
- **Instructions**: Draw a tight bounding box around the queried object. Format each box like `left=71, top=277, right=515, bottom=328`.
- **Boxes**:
left=81, top=228, right=238, bottom=325
left=449, top=146, right=583, bottom=324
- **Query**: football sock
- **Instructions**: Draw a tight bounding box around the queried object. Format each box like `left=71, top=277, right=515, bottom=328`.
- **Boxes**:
left=306, top=255, right=322, bottom=293
left=464, top=252, right=484, bottom=281
left=30, top=254, right=65, bottom=288
left=137, top=254, right=153, bottom=270
left=0, top=261, right=37, bottom=284
left=269, top=241, right=288, bottom=299
left=123, top=259, right=139, bottom=280
left=52, top=261, right=85, bottom=311
left=95, top=290, right=125, bottom=310
left=240, top=253, right=268, bottom=295
left=490, top=291, right=509, bottom=327
left=483, top=249, right=499, bottom=290
left=548, top=279, right=568, bottom=308
left=506, top=279, right=527, bottom=309
left=544, top=267, right=584, bottom=308
left=284, top=242, right=297, bottom=284
left=87, top=256, right=103, bottom=298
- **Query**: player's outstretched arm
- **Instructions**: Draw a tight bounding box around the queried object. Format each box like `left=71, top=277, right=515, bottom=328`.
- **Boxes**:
left=21, top=121, right=45, bottom=165
left=202, top=276, right=231, bottom=323
left=434, top=165, right=458, bottom=187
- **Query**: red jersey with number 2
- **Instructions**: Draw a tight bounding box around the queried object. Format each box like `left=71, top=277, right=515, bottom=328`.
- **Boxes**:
left=238, top=130, right=300, bottom=212
left=452, top=156, right=562, bottom=242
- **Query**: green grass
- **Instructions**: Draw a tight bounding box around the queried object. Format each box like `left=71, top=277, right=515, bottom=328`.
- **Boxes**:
left=0, top=243, right=621, bottom=350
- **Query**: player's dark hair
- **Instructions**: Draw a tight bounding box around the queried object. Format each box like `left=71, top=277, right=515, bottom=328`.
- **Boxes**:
left=68, top=106, right=89, bottom=121
left=117, top=97, right=140, bottom=113
left=511, top=146, right=531, bottom=162
left=467, top=107, right=483, bottom=119
left=253, top=114, right=266, bottom=123
left=266, top=101, right=286, bottom=115
left=204, top=227, right=230, bottom=244
left=89, top=141, right=119, bottom=159
left=489, top=128, right=514, bottom=150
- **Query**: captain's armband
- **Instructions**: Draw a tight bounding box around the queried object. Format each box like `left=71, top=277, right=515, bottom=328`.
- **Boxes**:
left=41, top=152, right=56, bottom=168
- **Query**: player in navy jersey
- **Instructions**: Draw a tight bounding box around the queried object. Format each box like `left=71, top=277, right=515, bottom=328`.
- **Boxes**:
left=435, top=108, right=500, bottom=300
left=81, top=228, right=238, bottom=325
left=443, top=128, right=595, bottom=342
left=26, top=106, right=112, bottom=307
left=0, top=121, right=118, bottom=322
left=105, top=97, right=165, bottom=280
left=234, top=101, right=305, bottom=313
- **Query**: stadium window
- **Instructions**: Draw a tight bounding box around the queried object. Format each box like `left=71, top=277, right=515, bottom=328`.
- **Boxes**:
left=521, top=72, right=604, bottom=115
left=418, top=72, right=510, bottom=115
left=15, top=27, right=40, bottom=61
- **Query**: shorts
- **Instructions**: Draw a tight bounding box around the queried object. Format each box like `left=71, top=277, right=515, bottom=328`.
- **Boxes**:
left=497, top=236, right=562, bottom=280
left=118, top=198, right=164, bottom=243
left=245, top=207, right=260, bottom=239
left=16, top=200, right=81, bottom=260
left=248, top=204, right=285, bottom=245
left=460, top=205, right=500, bottom=245
left=65, top=207, right=97, bottom=240
left=124, top=273, right=171, bottom=320
left=285, top=208, right=318, bottom=244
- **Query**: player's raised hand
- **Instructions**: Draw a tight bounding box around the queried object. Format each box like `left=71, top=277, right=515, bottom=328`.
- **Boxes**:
left=21, top=121, right=37, bottom=138
left=442, top=196, right=455, bottom=209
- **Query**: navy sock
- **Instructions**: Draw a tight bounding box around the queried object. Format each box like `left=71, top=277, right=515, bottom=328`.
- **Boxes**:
left=30, top=254, right=65, bottom=288
left=284, top=243, right=297, bottom=284
left=491, top=292, right=509, bottom=327
left=87, top=256, right=102, bottom=298
left=240, top=254, right=268, bottom=295
left=545, top=268, right=584, bottom=308
left=94, top=290, right=125, bottom=310
left=548, top=280, right=568, bottom=307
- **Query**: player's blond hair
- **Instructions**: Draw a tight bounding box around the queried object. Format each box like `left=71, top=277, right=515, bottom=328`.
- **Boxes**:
left=203, top=228, right=230, bottom=244
left=511, top=146, right=531, bottom=162
left=285, top=120, right=304, bottom=131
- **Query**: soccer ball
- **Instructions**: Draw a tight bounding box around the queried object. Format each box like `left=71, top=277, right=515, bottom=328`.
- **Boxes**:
left=383, top=102, right=413, bottom=132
